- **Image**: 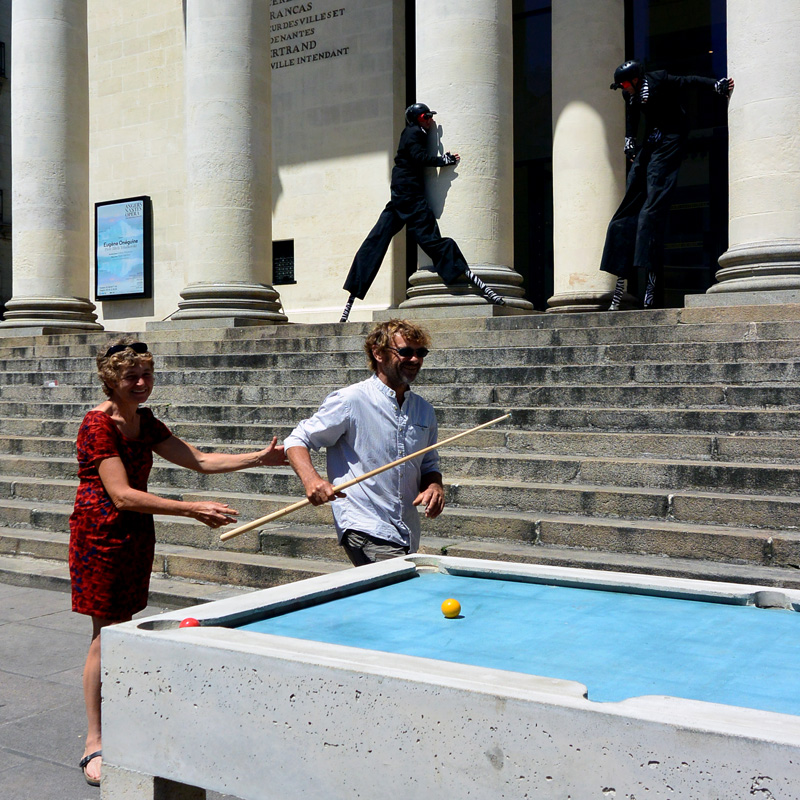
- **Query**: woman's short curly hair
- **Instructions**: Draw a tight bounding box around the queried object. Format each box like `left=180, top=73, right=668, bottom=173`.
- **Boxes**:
left=96, top=336, right=154, bottom=397
left=364, top=319, right=431, bottom=373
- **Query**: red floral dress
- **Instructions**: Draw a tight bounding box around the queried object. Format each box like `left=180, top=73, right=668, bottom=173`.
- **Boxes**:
left=69, top=409, right=172, bottom=618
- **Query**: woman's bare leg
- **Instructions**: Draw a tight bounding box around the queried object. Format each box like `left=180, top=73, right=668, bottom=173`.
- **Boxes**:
left=81, top=615, right=128, bottom=783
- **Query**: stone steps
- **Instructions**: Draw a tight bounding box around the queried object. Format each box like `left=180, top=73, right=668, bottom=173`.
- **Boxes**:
left=4, top=402, right=800, bottom=437
left=2, top=305, right=799, bottom=349
left=5, top=337, right=800, bottom=372
left=4, top=470, right=800, bottom=569
left=3, top=424, right=800, bottom=463
left=0, top=360, right=800, bottom=388
left=0, top=303, right=795, bottom=352
left=0, top=552, right=262, bottom=608
left=4, top=420, right=800, bottom=462
left=4, top=465, right=800, bottom=535
left=436, top=540, right=800, bottom=588
left=6, top=445, right=800, bottom=498
left=8, top=319, right=800, bottom=359
left=3, top=523, right=800, bottom=597
left=3, top=308, right=800, bottom=594
left=4, top=382, right=800, bottom=410
left=0, top=526, right=344, bottom=586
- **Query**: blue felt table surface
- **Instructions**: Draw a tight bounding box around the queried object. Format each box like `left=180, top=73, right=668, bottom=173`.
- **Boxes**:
left=239, top=572, right=800, bottom=716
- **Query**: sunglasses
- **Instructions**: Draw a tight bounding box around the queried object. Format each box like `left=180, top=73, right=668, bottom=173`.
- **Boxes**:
left=422, top=113, right=434, bottom=119
left=104, top=342, right=149, bottom=359
left=388, top=346, right=429, bottom=359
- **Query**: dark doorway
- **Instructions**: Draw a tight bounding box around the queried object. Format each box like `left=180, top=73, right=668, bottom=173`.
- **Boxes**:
left=513, top=0, right=553, bottom=311
left=626, top=0, right=729, bottom=307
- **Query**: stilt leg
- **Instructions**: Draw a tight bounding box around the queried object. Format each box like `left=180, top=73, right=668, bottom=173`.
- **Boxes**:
left=339, top=294, right=356, bottom=323
left=608, top=277, right=625, bottom=311
left=464, top=269, right=506, bottom=306
left=643, top=272, right=656, bottom=308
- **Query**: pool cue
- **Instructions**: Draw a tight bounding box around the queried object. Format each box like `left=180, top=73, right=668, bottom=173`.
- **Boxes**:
left=220, top=412, right=511, bottom=542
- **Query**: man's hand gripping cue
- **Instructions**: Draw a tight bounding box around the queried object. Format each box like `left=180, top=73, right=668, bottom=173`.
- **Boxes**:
left=286, top=446, right=346, bottom=506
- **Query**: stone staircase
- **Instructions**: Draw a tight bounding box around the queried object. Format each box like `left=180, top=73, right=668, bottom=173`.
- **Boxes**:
left=2, top=306, right=800, bottom=607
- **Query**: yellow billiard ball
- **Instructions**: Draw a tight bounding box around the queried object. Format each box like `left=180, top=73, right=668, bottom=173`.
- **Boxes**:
left=441, top=598, right=461, bottom=618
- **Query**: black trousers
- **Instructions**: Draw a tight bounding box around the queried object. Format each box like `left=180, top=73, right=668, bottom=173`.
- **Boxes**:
left=343, top=193, right=467, bottom=300
left=599, top=133, right=685, bottom=279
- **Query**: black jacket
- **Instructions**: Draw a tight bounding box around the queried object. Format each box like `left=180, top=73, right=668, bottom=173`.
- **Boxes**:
left=624, top=70, right=719, bottom=139
left=390, top=124, right=451, bottom=199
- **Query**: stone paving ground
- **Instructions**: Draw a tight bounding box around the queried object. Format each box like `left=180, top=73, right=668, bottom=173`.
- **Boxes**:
left=0, top=579, right=233, bottom=800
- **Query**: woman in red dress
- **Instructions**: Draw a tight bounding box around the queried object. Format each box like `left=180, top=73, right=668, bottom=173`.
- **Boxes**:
left=70, top=337, right=286, bottom=786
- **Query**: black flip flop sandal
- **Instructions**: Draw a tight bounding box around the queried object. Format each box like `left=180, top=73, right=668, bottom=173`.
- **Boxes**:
left=79, top=750, right=102, bottom=787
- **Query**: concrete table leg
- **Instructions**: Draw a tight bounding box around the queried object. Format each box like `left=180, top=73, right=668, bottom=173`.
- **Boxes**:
left=103, top=763, right=207, bottom=800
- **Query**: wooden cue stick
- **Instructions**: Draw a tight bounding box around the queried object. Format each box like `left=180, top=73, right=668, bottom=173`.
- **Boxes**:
left=220, top=413, right=511, bottom=542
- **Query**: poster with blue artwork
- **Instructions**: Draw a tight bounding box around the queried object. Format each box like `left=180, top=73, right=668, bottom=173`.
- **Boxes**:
left=95, top=196, right=152, bottom=300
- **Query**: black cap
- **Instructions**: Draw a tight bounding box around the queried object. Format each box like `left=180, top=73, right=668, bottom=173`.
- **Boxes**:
left=405, top=103, right=437, bottom=125
left=610, top=60, right=644, bottom=90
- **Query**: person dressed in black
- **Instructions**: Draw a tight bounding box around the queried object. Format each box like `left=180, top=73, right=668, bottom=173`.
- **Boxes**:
left=600, top=61, right=733, bottom=310
left=339, top=103, right=505, bottom=322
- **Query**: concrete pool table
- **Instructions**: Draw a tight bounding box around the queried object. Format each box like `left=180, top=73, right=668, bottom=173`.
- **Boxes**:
left=101, top=555, right=800, bottom=799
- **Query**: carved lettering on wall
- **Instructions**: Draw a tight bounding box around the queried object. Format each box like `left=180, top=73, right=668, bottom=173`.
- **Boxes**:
left=270, top=0, right=349, bottom=70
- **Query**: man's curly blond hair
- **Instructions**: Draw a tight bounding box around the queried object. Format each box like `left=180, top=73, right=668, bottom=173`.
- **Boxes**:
left=96, top=336, right=154, bottom=397
left=364, top=319, right=431, bottom=373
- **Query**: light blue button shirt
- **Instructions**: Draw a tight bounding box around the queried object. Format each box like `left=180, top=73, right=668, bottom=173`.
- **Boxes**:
left=283, top=375, right=440, bottom=551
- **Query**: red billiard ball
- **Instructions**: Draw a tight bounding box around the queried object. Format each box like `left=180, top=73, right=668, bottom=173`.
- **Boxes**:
left=179, top=617, right=201, bottom=628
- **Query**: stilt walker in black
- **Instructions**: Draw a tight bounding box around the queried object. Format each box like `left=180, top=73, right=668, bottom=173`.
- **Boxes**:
left=600, top=61, right=733, bottom=310
left=340, top=103, right=505, bottom=322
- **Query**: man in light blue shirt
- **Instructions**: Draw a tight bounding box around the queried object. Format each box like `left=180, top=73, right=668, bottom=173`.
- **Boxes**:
left=284, top=319, right=445, bottom=565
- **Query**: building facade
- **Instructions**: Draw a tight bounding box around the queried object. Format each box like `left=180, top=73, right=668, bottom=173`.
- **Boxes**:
left=0, top=0, right=798, bottom=330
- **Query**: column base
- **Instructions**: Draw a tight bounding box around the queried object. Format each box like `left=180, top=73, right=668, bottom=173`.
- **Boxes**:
left=147, top=317, right=280, bottom=331
left=547, top=290, right=638, bottom=313
left=373, top=304, right=535, bottom=322
left=399, top=266, right=533, bottom=312
left=711, top=240, right=800, bottom=293
left=0, top=295, right=102, bottom=330
left=170, top=282, right=287, bottom=323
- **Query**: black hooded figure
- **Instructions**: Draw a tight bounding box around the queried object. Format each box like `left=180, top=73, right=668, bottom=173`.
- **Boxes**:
left=339, top=103, right=505, bottom=322
left=600, top=61, right=733, bottom=310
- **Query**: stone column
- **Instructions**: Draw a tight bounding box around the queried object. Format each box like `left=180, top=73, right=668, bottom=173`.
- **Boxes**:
left=547, top=0, right=626, bottom=313
left=173, top=0, right=285, bottom=323
left=1, top=0, right=101, bottom=331
left=402, top=0, right=532, bottom=312
left=703, top=0, right=800, bottom=302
